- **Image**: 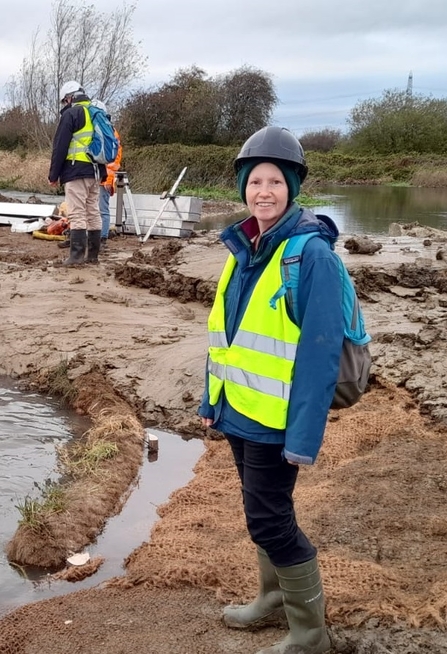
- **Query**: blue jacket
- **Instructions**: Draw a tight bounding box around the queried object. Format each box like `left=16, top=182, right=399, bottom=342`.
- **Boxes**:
left=198, top=203, right=344, bottom=464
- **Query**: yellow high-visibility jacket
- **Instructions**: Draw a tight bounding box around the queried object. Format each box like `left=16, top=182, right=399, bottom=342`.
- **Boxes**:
left=66, top=102, right=94, bottom=163
left=207, top=240, right=301, bottom=429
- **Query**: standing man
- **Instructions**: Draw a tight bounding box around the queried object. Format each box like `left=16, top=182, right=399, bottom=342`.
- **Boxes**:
left=48, top=81, right=106, bottom=265
left=91, top=99, right=122, bottom=249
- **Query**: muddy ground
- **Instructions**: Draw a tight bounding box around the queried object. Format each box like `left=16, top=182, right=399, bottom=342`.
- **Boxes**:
left=1, top=206, right=447, bottom=654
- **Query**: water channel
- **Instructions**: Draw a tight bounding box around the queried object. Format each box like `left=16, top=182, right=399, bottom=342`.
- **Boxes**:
left=0, top=378, right=204, bottom=617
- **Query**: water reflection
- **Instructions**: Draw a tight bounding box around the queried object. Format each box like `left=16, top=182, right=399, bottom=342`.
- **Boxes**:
left=314, top=185, right=447, bottom=235
left=0, top=378, right=85, bottom=614
left=0, top=382, right=204, bottom=617
left=197, top=186, right=447, bottom=235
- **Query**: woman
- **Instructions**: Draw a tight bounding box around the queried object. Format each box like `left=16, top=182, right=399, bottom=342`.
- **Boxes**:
left=198, top=126, right=344, bottom=654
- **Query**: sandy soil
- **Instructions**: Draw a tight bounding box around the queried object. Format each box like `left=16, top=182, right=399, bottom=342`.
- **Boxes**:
left=1, top=207, right=447, bottom=654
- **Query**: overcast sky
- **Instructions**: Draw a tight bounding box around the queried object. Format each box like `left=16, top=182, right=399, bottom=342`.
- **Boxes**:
left=1, top=0, right=447, bottom=135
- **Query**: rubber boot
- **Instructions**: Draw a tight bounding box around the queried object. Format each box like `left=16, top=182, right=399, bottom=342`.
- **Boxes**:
left=223, top=547, right=285, bottom=630
left=62, top=229, right=86, bottom=266
left=86, top=230, right=101, bottom=264
left=256, top=558, right=331, bottom=654
left=100, top=236, right=108, bottom=251
left=57, top=238, right=70, bottom=249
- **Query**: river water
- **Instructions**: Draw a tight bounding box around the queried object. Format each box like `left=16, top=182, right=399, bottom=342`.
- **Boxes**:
left=3, top=185, right=447, bottom=237
left=0, top=378, right=204, bottom=617
left=199, top=185, right=447, bottom=234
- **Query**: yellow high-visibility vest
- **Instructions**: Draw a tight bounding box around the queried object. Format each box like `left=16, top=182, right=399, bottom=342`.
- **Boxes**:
left=208, top=240, right=301, bottom=429
left=66, top=102, right=94, bottom=163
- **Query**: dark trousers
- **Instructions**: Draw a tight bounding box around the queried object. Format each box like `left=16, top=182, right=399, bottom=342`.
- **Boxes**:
left=226, top=434, right=316, bottom=567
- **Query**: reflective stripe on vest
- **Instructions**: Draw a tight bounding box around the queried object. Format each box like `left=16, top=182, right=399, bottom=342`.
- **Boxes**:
left=66, top=103, right=94, bottom=163
left=207, top=240, right=300, bottom=429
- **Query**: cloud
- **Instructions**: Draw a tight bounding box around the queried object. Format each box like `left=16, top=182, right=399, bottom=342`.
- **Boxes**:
left=1, top=0, right=447, bottom=129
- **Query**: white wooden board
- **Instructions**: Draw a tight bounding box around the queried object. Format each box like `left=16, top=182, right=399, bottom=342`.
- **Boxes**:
left=110, top=193, right=203, bottom=238
left=111, top=194, right=202, bottom=214
left=0, top=203, right=58, bottom=220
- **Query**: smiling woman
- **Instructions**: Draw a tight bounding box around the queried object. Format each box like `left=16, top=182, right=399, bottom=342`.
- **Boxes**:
left=198, top=125, right=346, bottom=654
left=245, top=163, right=289, bottom=235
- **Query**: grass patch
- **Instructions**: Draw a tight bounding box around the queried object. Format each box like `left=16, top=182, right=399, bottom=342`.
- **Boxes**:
left=0, top=176, right=21, bottom=189
left=15, top=495, right=45, bottom=529
left=59, top=439, right=119, bottom=478
left=411, top=167, right=447, bottom=188
left=179, top=185, right=240, bottom=201
left=56, top=411, right=136, bottom=479
left=299, top=192, right=324, bottom=207
left=15, top=481, right=67, bottom=530
left=42, top=360, right=77, bottom=407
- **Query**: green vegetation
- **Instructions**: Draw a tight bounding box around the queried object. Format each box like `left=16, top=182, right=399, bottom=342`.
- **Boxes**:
left=121, top=65, right=277, bottom=147
left=1, top=0, right=446, bottom=182
left=121, top=146, right=447, bottom=193
left=38, top=360, right=78, bottom=407
left=58, top=439, right=119, bottom=479
left=80, top=441, right=119, bottom=471
left=2, top=85, right=447, bottom=194
left=347, top=90, right=447, bottom=155
left=15, top=482, right=67, bottom=530
left=0, top=175, right=21, bottom=190
left=178, top=185, right=240, bottom=201
left=1, top=144, right=446, bottom=197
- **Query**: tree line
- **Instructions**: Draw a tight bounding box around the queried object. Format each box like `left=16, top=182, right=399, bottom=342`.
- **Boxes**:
left=1, top=0, right=447, bottom=157
left=0, top=0, right=277, bottom=150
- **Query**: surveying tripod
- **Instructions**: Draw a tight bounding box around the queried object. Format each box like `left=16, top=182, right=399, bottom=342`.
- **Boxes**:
left=114, top=171, right=143, bottom=241
left=114, top=167, right=188, bottom=244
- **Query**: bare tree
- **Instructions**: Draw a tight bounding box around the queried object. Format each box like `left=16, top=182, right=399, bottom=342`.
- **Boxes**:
left=299, top=128, right=343, bottom=153
left=7, top=0, right=147, bottom=147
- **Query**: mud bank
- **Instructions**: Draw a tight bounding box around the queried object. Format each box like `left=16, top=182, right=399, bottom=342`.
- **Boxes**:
left=1, top=216, right=447, bottom=654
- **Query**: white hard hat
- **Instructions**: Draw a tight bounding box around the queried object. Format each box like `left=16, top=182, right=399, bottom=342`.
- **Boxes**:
left=91, top=99, right=107, bottom=113
left=59, top=80, right=83, bottom=102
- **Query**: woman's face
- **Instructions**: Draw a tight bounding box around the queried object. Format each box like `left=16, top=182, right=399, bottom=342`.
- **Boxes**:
left=245, top=162, right=289, bottom=233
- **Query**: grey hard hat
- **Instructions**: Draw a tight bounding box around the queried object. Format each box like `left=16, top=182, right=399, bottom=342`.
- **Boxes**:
left=234, top=126, right=308, bottom=182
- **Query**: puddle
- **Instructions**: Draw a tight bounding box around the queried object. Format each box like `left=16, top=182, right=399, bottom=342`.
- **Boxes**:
left=0, top=380, right=204, bottom=616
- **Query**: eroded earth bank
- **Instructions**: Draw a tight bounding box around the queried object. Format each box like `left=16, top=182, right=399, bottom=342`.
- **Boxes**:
left=1, top=211, right=447, bottom=654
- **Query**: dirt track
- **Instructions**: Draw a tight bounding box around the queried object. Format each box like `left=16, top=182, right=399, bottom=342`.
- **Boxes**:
left=1, top=213, right=447, bottom=654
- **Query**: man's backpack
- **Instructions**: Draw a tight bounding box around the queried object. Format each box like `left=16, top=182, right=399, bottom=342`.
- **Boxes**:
left=280, top=229, right=372, bottom=410
left=85, top=104, right=119, bottom=165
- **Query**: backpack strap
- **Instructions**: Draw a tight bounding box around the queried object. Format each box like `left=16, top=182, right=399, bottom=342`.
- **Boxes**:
left=270, top=232, right=330, bottom=325
left=283, top=232, right=324, bottom=324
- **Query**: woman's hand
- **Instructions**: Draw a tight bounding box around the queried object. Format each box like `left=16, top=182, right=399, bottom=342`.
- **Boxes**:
left=201, top=418, right=213, bottom=428
left=286, top=459, right=299, bottom=467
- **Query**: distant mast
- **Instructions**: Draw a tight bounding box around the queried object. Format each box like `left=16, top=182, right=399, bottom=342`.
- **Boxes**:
left=406, top=71, right=413, bottom=98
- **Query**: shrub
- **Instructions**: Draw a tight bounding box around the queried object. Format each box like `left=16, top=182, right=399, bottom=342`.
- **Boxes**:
left=299, top=128, right=343, bottom=153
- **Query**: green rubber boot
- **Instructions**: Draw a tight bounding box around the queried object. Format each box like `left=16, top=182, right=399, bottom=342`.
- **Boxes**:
left=223, top=547, right=285, bottom=630
left=256, top=557, right=331, bottom=654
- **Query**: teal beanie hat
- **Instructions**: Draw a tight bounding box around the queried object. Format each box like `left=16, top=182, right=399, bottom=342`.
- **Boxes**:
left=236, top=159, right=301, bottom=205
